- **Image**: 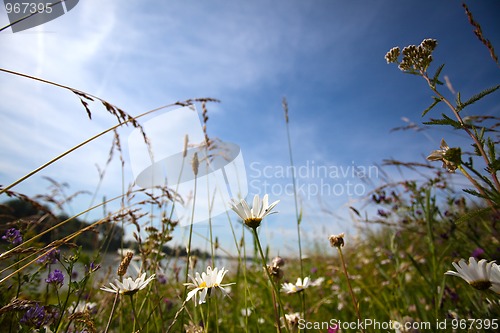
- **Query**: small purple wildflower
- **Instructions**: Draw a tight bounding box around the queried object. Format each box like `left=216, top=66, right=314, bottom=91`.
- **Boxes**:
left=20, top=303, right=48, bottom=328
left=37, top=248, right=60, bottom=265
left=471, top=247, right=485, bottom=259
left=377, top=209, right=390, bottom=218
left=157, top=274, right=167, bottom=284
left=46, top=269, right=64, bottom=287
left=85, top=261, right=101, bottom=274
left=2, top=228, right=22, bottom=245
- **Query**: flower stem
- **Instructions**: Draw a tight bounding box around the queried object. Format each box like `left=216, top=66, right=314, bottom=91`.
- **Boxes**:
left=337, top=247, right=364, bottom=333
left=181, top=175, right=198, bottom=331
left=422, top=72, right=500, bottom=192
left=282, top=98, right=306, bottom=326
left=104, top=292, right=119, bottom=333
left=130, top=294, right=139, bottom=332
left=252, top=228, right=288, bottom=333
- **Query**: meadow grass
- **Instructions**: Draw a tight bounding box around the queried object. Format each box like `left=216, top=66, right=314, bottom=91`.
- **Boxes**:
left=1, top=13, right=500, bottom=333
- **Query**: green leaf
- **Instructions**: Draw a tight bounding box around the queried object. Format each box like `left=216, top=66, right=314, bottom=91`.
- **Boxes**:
left=457, top=84, right=500, bottom=112
left=487, top=137, right=497, bottom=163
left=488, top=158, right=500, bottom=173
left=422, top=96, right=442, bottom=117
left=430, top=64, right=445, bottom=87
left=462, top=188, right=483, bottom=198
left=423, top=114, right=462, bottom=129
left=453, top=207, right=493, bottom=225
left=455, top=92, right=462, bottom=111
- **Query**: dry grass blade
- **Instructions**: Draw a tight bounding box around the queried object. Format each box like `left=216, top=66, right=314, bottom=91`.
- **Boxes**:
left=462, top=3, right=499, bottom=66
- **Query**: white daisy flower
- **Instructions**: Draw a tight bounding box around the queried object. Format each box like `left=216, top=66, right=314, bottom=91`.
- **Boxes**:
left=445, top=257, right=500, bottom=293
left=184, top=266, right=234, bottom=306
left=282, top=277, right=310, bottom=294
left=100, top=272, right=155, bottom=295
left=490, top=263, right=500, bottom=294
left=310, top=277, right=325, bottom=287
left=230, top=194, right=280, bottom=229
left=68, top=301, right=97, bottom=314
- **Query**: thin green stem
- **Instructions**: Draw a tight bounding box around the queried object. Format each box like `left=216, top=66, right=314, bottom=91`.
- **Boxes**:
left=283, top=98, right=306, bottom=329
left=181, top=175, right=198, bottom=332
left=104, top=292, right=120, bottom=333
left=422, top=73, right=500, bottom=192
left=130, top=294, right=140, bottom=332
left=337, top=247, right=364, bottom=333
left=252, top=228, right=288, bottom=333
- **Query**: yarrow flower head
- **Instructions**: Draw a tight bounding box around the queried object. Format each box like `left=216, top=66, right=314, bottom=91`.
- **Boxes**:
left=229, top=194, right=280, bottom=229
left=46, top=269, right=64, bottom=287
left=385, top=38, right=438, bottom=73
left=385, top=47, right=400, bottom=64
left=2, top=228, right=22, bottom=245
left=282, top=277, right=310, bottom=294
left=445, top=257, right=500, bottom=294
left=427, top=139, right=461, bottom=173
left=184, top=266, right=235, bottom=306
left=100, top=272, right=155, bottom=296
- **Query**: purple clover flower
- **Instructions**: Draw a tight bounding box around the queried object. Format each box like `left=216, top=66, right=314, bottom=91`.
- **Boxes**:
left=37, top=248, right=60, bottom=265
left=2, top=228, right=22, bottom=245
left=20, top=303, right=48, bottom=328
left=46, top=269, right=64, bottom=287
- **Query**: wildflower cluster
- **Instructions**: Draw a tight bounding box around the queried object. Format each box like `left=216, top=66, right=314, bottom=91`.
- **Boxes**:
left=46, top=269, right=65, bottom=287
left=37, top=248, right=60, bottom=265
left=385, top=38, right=438, bottom=73
left=20, top=303, right=50, bottom=329
left=2, top=227, right=22, bottom=245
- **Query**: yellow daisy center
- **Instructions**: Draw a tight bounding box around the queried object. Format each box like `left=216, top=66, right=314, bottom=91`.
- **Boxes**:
left=199, top=281, right=207, bottom=288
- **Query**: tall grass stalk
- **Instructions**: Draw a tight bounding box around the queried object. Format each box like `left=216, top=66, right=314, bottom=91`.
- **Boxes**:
left=251, top=228, right=289, bottom=333
left=337, top=247, right=363, bottom=333
left=104, top=292, right=120, bottom=333
left=281, top=98, right=306, bottom=323
left=180, top=152, right=199, bottom=332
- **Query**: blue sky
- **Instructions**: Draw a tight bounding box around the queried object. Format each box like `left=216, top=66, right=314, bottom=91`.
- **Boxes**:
left=1, top=0, right=499, bottom=256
